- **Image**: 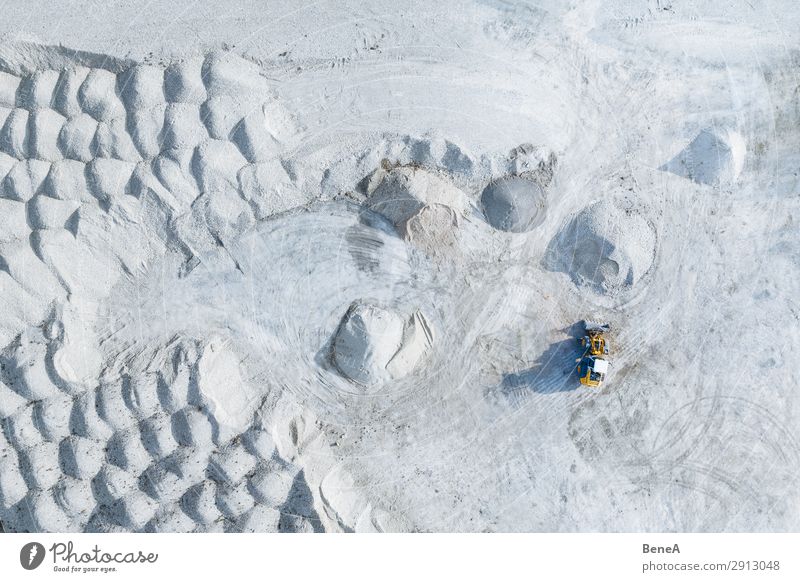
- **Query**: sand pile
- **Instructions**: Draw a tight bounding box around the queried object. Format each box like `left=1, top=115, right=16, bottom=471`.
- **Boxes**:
left=404, top=203, right=461, bottom=258
left=331, top=302, right=434, bottom=387
left=0, top=50, right=302, bottom=347
left=365, top=166, right=469, bottom=252
left=0, top=334, right=320, bottom=532
left=0, top=50, right=314, bottom=532
left=480, top=176, right=547, bottom=233
left=661, top=128, right=746, bottom=186
left=544, top=199, right=656, bottom=296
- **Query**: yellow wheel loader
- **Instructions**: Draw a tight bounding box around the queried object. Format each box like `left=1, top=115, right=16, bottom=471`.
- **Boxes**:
left=577, top=322, right=610, bottom=388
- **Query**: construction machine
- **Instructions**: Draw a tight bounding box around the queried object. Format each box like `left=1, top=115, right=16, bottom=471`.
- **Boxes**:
left=577, top=322, right=610, bottom=387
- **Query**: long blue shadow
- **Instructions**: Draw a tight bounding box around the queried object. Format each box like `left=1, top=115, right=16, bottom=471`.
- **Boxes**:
left=501, top=323, right=585, bottom=395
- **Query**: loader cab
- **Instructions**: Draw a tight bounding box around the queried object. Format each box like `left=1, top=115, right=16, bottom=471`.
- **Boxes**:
left=578, top=355, right=608, bottom=387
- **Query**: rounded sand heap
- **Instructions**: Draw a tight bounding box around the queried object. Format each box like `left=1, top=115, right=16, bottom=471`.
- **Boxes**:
left=331, top=301, right=434, bottom=387
left=545, top=199, right=656, bottom=296
left=480, top=176, right=547, bottom=233
left=365, top=166, right=469, bottom=231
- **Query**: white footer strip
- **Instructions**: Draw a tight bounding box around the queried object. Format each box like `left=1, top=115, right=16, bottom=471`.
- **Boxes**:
left=2, top=533, right=797, bottom=581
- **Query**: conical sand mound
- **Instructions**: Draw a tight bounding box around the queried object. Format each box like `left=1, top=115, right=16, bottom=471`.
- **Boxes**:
left=660, top=128, right=745, bottom=186
left=480, top=176, right=547, bottom=233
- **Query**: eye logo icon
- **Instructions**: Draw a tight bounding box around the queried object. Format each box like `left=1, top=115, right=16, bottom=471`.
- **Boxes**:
left=20, top=542, right=46, bottom=570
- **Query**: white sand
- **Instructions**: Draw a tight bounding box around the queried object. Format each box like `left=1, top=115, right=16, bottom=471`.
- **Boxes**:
left=661, top=128, right=746, bottom=187
left=0, top=1, right=798, bottom=533
left=544, top=197, right=657, bottom=300
left=481, top=176, right=548, bottom=233
left=331, top=302, right=434, bottom=387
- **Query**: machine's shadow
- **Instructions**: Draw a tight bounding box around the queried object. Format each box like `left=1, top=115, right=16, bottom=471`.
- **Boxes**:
left=501, top=322, right=585, bottom=395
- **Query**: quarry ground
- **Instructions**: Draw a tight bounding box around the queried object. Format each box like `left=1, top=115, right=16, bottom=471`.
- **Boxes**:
left=0, top=1, right=799, bottom=532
